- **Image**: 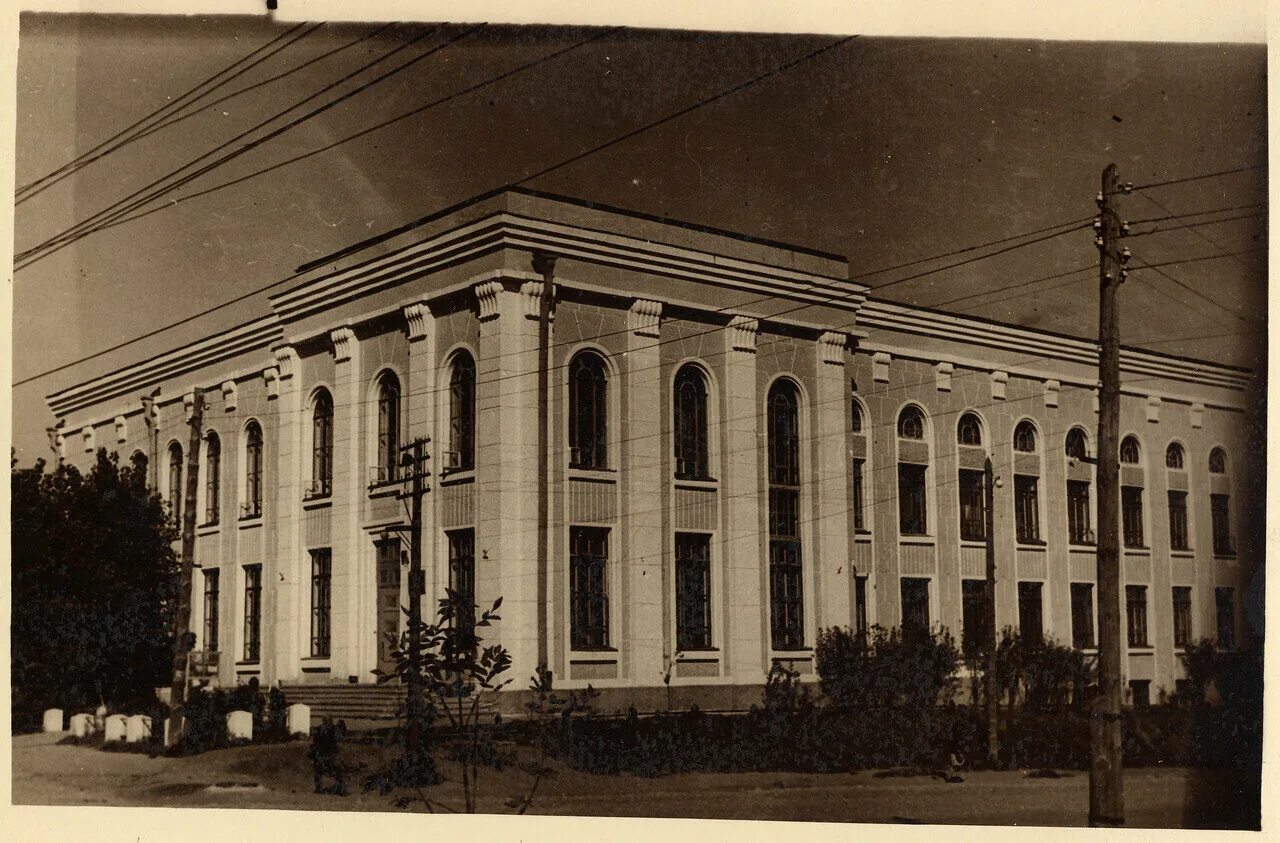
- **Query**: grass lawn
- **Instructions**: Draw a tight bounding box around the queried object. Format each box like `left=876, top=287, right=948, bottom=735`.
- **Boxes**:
left=10, top=732, right=1258, bottom=828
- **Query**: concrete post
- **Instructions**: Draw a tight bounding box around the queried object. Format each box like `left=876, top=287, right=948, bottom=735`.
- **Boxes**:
left=69, top=713, right=94, bottom=738
left=287, top=702, right=312, bottom=737
left=41, top=709, right=64, bottom=733
left=125, top=715, right=152, bottom=743
left=103, top=714, right=128, bottom=743
left=227, top=710, right=253, bottom=741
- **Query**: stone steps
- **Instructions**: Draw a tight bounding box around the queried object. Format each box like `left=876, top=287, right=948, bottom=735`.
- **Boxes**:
left=280, top=683, right=496, bottom=722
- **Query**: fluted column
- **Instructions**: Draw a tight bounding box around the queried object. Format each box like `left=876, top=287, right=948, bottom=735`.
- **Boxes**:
left=722, top=315, right=765, bottom=682
left=624, top=299, right=664, bottom=681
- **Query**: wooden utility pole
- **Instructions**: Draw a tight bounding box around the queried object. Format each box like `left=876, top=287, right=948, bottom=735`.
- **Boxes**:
left=532, top=251, right=556, bottom=669
left=402, top=436, right=430, bottom=758
left=983, top=456, right=1000, bottom=767
left=1090, top=163, right=1130, bottom=827
left=166, top=387, right=203, bottom=746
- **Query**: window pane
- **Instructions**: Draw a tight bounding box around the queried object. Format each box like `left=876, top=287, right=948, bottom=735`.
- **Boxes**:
left=1211, top=494, right=1233, bottom=554
left=1215, top=587, right=1235, bottom=649
left=1015, top=475, right=1040, bottom=542
left=1126, top=584, right=1149, bottom=648
left=449, top=353, right=476, bottom=471
left=243, top=565, right=262, bottom=662
left=1168, top=491, right=1189, bottom=550
left=311, top=549, right=332, bottom=657
left=1068, top=480, right=1092, bottom=544
left=1018, top=581, right=1043, bottom=645
left=1172, top=586, right=1192, bottom=648
left=961, top=579, right=988, bottom=654
left=203, top=569, right=220, bottom=652
left=674, top=366, right=709, bottom=480
left=852, top=459, right=865, bottom=532
left=958, top=469, right=986, bottom=541
left=569, top=354, right=608, bottom=469
left=854, top=575, right=869, bottom=639
left=901, top=577, right=930, bottom=633
left=899, top=463, right=928, bottom=536
left=1122, top=486, right=1144, bottom=548
left=448, top=530, right=476, bottom=637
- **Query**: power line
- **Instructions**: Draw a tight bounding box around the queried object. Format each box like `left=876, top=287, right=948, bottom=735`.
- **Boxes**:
left=1132, top=164, right=1262, bottom=191
left=1133, top=191, right=1265, bottom=275
left=127, top=24, right=393, bottom=148
left=16, top=24, right=473, bottom=269
left=84, top=28, right=623, bottom=235
left=1128, top=260, right=1264, bottom=328
left=1131, top=248, right=1265, bottom=271
left=854, top=216, right=1092, bottom=281
left=16, top=23, right=315, bottom=203
left=1127, top=201, right=1265, bottom=226
left=1125, top=210, right=1266, bottom=238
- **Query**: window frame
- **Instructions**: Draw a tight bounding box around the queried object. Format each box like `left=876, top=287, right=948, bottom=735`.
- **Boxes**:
left=568, top=351, right=609, bottom=471
left=767, top=379, right=805, bottom=651
left=1071, top=582, right=1096, bottom=649
left=1067, top=479, right=1093, bottom=545
left=569, top=526, right=610, bottom=650
left=900, top=577, right=931, bottom=634
left=447, top=351, right=477, bottom=472
left=243, top=421, right=263, bottom=519
left=1014, top=474, right=1041, bottom=543
left=374, top=371, right=402, bottom=486
left=309, top=390, right=334, bottom=499
left=204, top=432, right=221, bottom=526
left=447, top=529, right=476, bottom=638
left=1119, top=435, right=1141, bottom=465
left=168, top=442, right=184, bottom=520
left=243, top=563, right=262, bottom=663
left=1168, top=490, right=1190, bottom=551
left=1126, top=584, right=1150, bottom=648
left=1018, top=581, right=1044, bottom=646
left=1165, top=442, right=1185, bottom=470
left=1121, top=484, right=1145, bottom=548
left=1013, top=420, right=1038, bottom=454
left=957, top=468, right=986, bottom=542
left=202, top=568, right=220, bottom=653
left=1215, top=586, right=1236, bottom=649
left=310, top=548, right=332, bottom=658
left=957, top=412, right=983, bottom=447
left=674, top=532, right=713, bottom=651
left=673, top=364, right=711, bottom=481
left=1211, top=493, right=1234, bottom=556
left=1172, top=585, right=1192, bottom=649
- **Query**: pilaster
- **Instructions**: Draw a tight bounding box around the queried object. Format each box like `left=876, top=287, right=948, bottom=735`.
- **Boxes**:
left=624, top=299, right=663, bottom=680
left=721, top=315, right=765, bottom=681
left=329, top=326, right=366, bottom=679
left=271, top=346, right=302, bottom=682
left=404, top=300, right=437, bottom=631
left=814, top=332, right=851, bottom=632
left=475, top=278, right=542, bottom=683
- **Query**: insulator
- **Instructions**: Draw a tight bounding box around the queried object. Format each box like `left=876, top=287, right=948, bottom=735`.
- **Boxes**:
left=1094, top=236, right=1105, bottom=248
left=1120, top=222, right=1131, bottom=235
left=1095, top=193, right=1106, bottom=208
left=1093, top=218, right=1103, bottom=231
left=1120, top=247, right=1132, bottom=263
left=1121, top=182, right=1135, bottom=194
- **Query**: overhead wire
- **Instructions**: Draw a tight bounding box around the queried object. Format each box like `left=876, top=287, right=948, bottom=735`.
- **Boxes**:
left=16, top=23, right=316, bottom=203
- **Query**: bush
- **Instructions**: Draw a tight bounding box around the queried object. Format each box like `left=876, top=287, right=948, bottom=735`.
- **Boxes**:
left=816, top=624, right=960, bottom=710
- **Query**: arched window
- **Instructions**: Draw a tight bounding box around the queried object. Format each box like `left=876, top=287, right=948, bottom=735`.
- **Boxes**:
left=1014, top=420, right=1038, bottom=453
left=898, top=406, right=925, bottom=440
left=569, top=351, right=608, bottom=470
left=310, top=390, right=333, bottom=498
left=1120, top=435, right=1141, bottom=465
left=376, top=372, right=401, bottom=483
left=1165, top=442, right=1185, bottom=470
left=244, top=421, right=263, bottom=518
left=1209, top=447, right=1227, bottom=474
left=204, top=432, right=221, bottom=524
left=957, top=412, right=983, bottom=447
left=448, top=352, right=476, bottom=471
left=767, top=379, right=803, bottom=649
left=851, top=395, right=864, bottom=433
left=168, top=442, right=183, bottom=519
left=128, top=450, right=148, bottom=486
left=673, top=364, right=709, bottom=480
left=1065, top=428, right=1088, bottom=461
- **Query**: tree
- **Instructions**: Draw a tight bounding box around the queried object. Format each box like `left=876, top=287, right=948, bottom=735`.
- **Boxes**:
left=11, top=449, right=180, bottom=726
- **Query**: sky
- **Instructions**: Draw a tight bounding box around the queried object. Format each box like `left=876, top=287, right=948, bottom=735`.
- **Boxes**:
left=11, top=13, right=1267, bottom=465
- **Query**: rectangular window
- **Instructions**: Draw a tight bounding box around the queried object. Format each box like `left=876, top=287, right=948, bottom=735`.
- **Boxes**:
left=854, top=575, right=869, bottom=639
left=852, top=459, right=866, bottom=532
left=1211, top=494, right=1233, bottom=555
left=1168, top=491, right=1190, bottom=551
left=1215, top=586, right=1236, bottom=649
left=1126, top=584, right=1149, bottom=648
left=202, top=569, right=220, bottom=652
left=1130, top=679, right=1151, bottom=710
left=569, top=527, right=609, bottom=650
left=1172, top=586, right=1192, bottom=648
left=1018, top=581, right=1044, bottom=646
left=1067, top=480, right=1092, bottom=544
left=1015, top=475, right=1041, bottom=543
left=898, top=463, right=928, bottom=536
left=768, top=485, right=804, bottom=650
left=310, top=549, right=332, bottom=658
left=958, top=469, right=986, bottom=541
left=900, top=577, right=930, bottom=634
left=961, top=579, right=988, bottom=654
left=447, top=529, right=476, bottom=636
left=243, top=564, right=262, bottom=662
left=1071, top=582, right=1095, bottom=649
left=1122, top=486, right=1144, bottom=548
left=675, top=533, right=712, bottom=651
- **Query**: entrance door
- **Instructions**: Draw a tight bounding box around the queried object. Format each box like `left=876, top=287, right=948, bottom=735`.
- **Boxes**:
left=375, top=539, right=402, bottom=678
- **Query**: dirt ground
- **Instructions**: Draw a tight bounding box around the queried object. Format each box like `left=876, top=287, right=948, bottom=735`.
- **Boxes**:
left=10, top=732, right=1258, bottom=828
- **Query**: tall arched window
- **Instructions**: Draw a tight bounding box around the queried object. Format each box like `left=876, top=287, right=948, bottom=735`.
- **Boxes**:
left=376, top=372, right=401, bottom=483
left=1165, top=442, right=1185, bottom=470
left=448, top=351, right=476, bottom=471
left=767, top=379, right=803, bottom=649
left=1014, top=420, right=1038, bottom=453
left=244, top=421, right=263, bottom=518
left=1065, top=428, right=1089, bottom=461
left=851, top=394, right=864, bottom=433
left=897, top=406, right=929, bottom=536
left=569, top=351, right=608, bottom=470
left=1120, top=435, right=1141, bottom=465
left=311, top=390, right=334, bottom=498
left=1209, top=447, right=1227, bottom=474
left=168, top=442, right=183, bottom=519
left=674, top=364, right=710, bottom=480
left=204, top=432, right=221, bottom=525
left=957, top=412, right=983, bottom=447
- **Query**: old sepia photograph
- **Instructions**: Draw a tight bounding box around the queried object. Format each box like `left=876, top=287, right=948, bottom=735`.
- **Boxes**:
left=7, top=3, right=1267, bottom=834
